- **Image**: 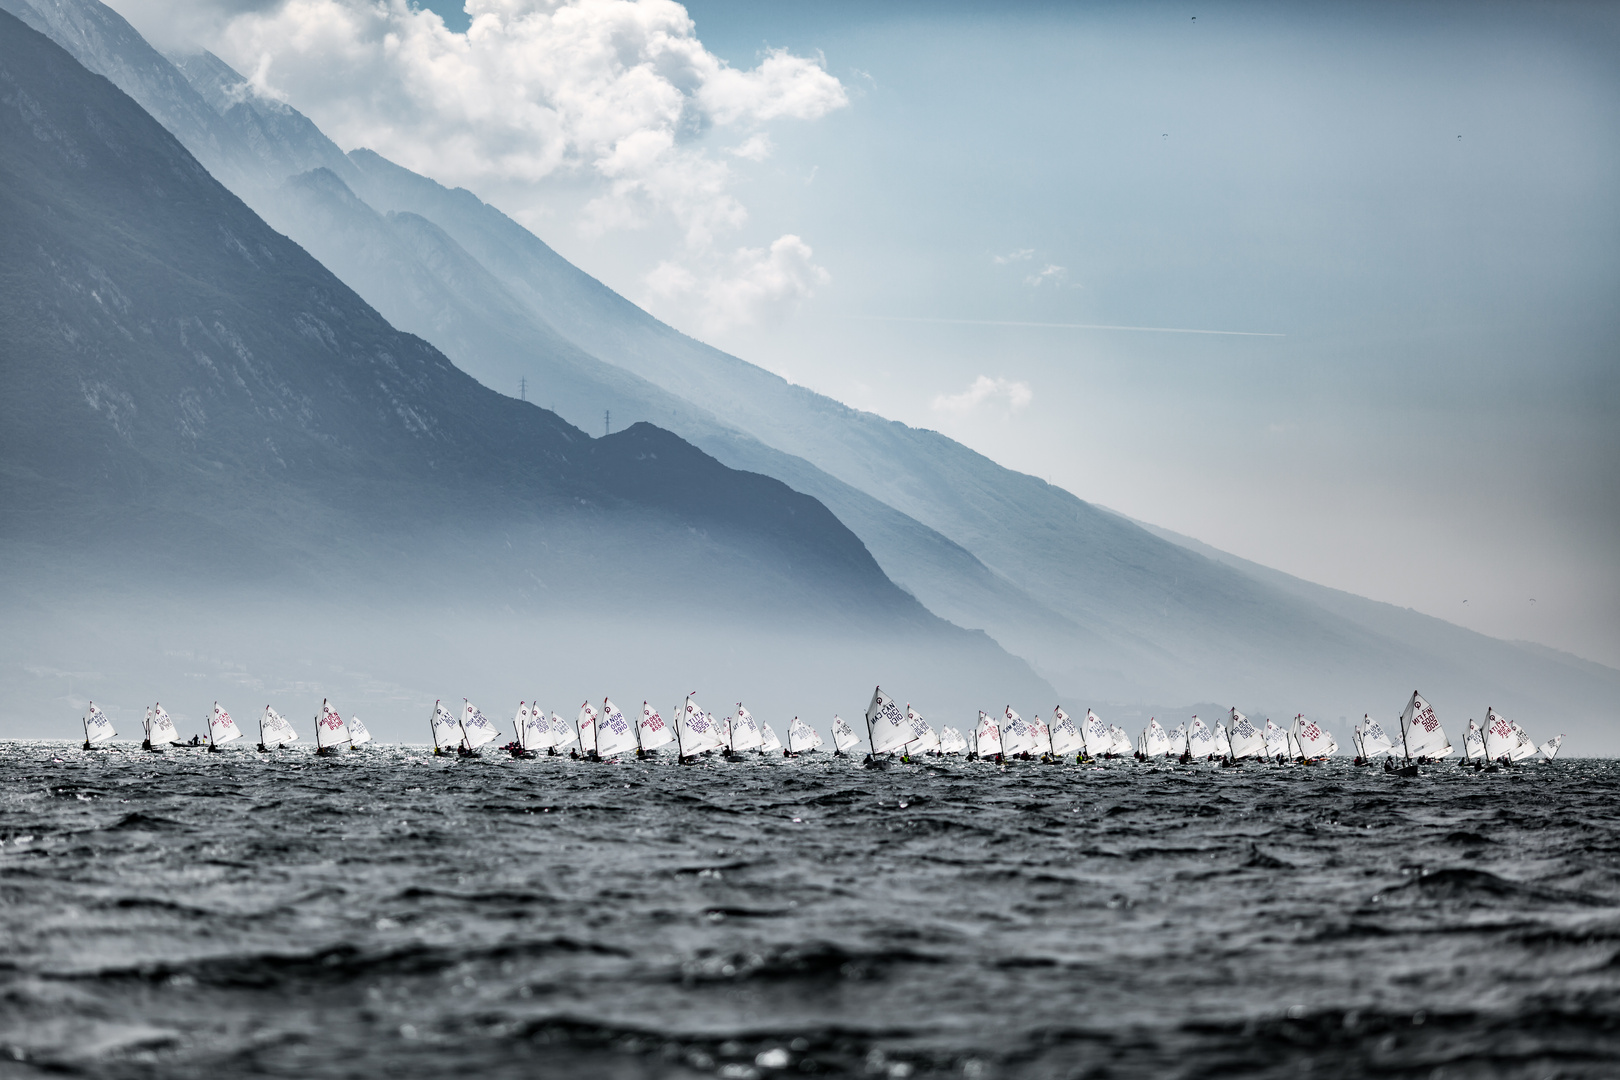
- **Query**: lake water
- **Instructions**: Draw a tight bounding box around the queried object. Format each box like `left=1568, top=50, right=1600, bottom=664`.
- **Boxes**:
left=2, top=744, right=1617, bottom=1078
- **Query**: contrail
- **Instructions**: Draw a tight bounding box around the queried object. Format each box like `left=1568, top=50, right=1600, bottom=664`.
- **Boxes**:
left=855, top=316, right=1284, bottom=338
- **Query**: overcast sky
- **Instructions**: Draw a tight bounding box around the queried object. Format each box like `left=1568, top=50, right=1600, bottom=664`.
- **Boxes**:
left=110, top=0, right=1620, bottom=668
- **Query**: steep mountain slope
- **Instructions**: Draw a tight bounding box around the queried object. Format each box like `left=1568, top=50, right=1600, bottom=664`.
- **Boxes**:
left=0, top=11, right=1052, bottom=736
left=12, top=0, right=1613, bottom=748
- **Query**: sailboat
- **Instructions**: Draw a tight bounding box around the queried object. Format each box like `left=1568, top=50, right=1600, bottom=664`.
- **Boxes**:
left=459, top=699, right=500, bottom=757
left=1291, top=715, right=1338, bottom=762
left=1001, top=706, right=1038, bottom=760
left=727, top=703, right=764, bottom=759
left=576, top=701, right=600, bottom=760
left=548, top=710, right=576, bottom=755
left=258, top=706, right=299, bottom=752
left=208, top=701, right=243, bottom=752
left=675, top=694, right=724, bottom=763
left=1461, top=718, right=1485, bottom=763
left=520, top=702, right=558, bottom=756
left=638, top=701, right=676, bottom=757
left=864, top=687, right=909, bottom=765
left=429, top=700, right=461, bottom=756
left=1088, top=709, right=1114, bottom=761
left=1227, top=710, right=1266, bottom=762
left=508, top=703, right=539, bottom=758
left=1212, top=722, right=1233, bottom=762
left=595, top=699, right=637, bottom=761
left=1262, top=719, right=1288, bottom=763
left=974, top=710, right=1003, bottom=761
left=1391, top=691, right=1450, bottom=773
left=1165, top=721, right=1188, bottom=762
left=1357, top=715, right=1396, bottom=762
left=786, top=716, right=823, bottom=756
left=1142, top=718, right=1172, bottom=759
left=1106, top=724, right=1133, bottom=758
left=1049, top=708, right=1083, bottom=761
left=144, top=703, right=180, bottom=751
left=1508, top=719, right=1538, bottom=763
left=831, top=714, right=860, bottom=757
left=348, top=715, right=373, bottom=748
left=314, top=698, right=350, bottom=756
left=82, top=702, right=116, bottom=749
left=902, top=704, right=940, bottom=759
left=1539, top=734, right=1564, bottom=759
left=938, top=726, right=968, bottom=755
left=759, top=722, right=784, bottom=754
left=1187, top=717, right=1214, bottom=761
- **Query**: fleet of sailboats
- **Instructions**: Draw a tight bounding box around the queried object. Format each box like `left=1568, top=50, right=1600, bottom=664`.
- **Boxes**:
left=65, top=686, right=1571, bottom=770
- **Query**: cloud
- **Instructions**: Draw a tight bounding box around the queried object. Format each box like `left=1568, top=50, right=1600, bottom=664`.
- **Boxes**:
left=192, top=0, right=846, bottom=246
left=1024, top=263, right=1066, bottom=287
left=992, top=248, right=1034, bottom=265
left=647, top=233, right=830, bottom=332
left=728, top=132, right=773, bottom=161
left=930, top=376, right=1033, bottom=416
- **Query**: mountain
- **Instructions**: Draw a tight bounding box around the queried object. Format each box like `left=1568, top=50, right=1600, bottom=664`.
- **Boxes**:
left=0, top=9, right=1052, bottom=739
left=9, top=0, right=1617, bottom=752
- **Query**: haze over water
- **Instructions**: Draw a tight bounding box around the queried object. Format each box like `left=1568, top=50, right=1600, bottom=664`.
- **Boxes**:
left=3, top=744, right=1617, bottom=1078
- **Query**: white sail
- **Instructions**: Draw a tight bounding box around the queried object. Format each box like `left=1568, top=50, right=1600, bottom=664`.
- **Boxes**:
left=430, top=700, right=461, bottom=751
left=1463, top=718, right=1485, bottom=761
left=460, top=699, right=499, bottom=751
left=147, top=703, right=180, bottom=745
left=760, top=722, right=783, bottom=753
left=676, top=696, right=721, bottom=756
left=314, top=699, right=350, bottom=749
left=1186, top=716, right=1214, bottom=757
left=1291, top=715, right=1338, bottom=758
left=347, top=716, right=373, bottom=747
left=1540, top=734, right=1564, bottom=759
left=513, top=702, right=533, bottom=749
left=966, top=726, right=979, bottom=756
left=1482, top=707, right=1513, bottom=759
left=1509, top=720, right=1538, bottom=762
left=1001, top=706, right=1038, bottom=756
left=865, top=687, right=910, bottom=755
left=1263, top=719, right=1288, bottom=759
left=1228, top=710, right=1265, bottom=759
left=1107, top=725, right=1133, bottom=756
left=975, top=710, right=1003, bottom=757
left=1400, top=691, right=1449, bottom=758
left=786, top=717, right=822, bottom=753
left=575, top=701, right=599, bottom=755
left=831, top=714, right=860, bottom=753
left=939, top=726, right=968, bottom=754
left=1143, top=718, right=1172, bottom=757
left=595, top=698, right=637, bottom=759
left=639, top=702, right=675, bottom=752
left=902, top=704, right=939, bottom=754
left=1049, top=707, right=1084, bottom=755
left=1080, top=709, right=1111, bottom=757
left=522, top=704, right=555, bottom=750
left=1359, top=715, right=1396, bottom=759
left=1211, top=722, right=1231, bottom=758
left=209, top=701, right=244, bottom=746
left=729, top=704, right=764, bottom=752
left=549, top=710, right=578, bottom=750
left=82, top=702, right=116, bottom=744
left=1165, top=722, right=1188, bottom=756
left=260, top=706, right=298, bottom=746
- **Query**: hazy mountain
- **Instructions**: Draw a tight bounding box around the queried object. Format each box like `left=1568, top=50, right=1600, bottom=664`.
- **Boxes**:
left=0, top=10, right=1052, bottom=739
left=10, top=0, right=1616, bottom=751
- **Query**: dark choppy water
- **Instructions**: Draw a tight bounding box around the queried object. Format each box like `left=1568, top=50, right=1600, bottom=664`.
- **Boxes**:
left=2, top=744, right=1618, bottom=1079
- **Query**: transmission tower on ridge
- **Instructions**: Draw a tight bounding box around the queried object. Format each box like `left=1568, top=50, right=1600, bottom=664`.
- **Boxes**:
left=604, top=409, right=611, bottom=436
left=519, top=376, right=527, bottom=402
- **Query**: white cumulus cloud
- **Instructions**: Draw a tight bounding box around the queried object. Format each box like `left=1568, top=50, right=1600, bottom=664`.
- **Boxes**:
left=195, top=0, right=846, bottom=247
left=1024, top=263, right=1066, bottom=287
left=647, top=233, right=829, bottom=333
left=931, top=376, right=1033, bottom=416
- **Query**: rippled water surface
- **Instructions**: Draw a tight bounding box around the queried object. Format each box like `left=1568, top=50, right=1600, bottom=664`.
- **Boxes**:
left=2, top=743, right=1618, bottom=1078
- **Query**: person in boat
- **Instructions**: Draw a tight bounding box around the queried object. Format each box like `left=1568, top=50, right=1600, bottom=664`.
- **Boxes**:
left=569, top=748, right=580, bottom=759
